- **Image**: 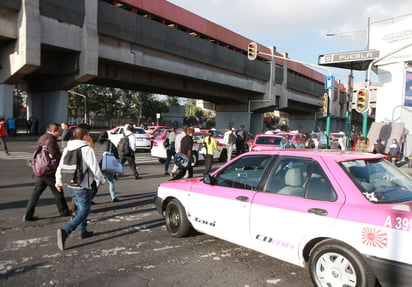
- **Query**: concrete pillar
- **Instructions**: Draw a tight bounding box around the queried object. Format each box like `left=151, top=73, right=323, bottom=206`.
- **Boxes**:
left=250, top=113, right=264, bottom=134
left=76, top=0, right=98, bottom=82
left=215, top=111, right=251, bottom=132
left=0, top=84, right=14, bottom=118
left=31, top=90, right=68, bottom=133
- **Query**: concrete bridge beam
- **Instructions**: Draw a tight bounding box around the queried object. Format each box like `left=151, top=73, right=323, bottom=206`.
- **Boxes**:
left=0, top=0, right=41, bottom=84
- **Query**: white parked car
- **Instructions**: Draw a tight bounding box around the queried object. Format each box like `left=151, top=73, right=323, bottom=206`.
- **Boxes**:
left=151, top=129, right=226, bottom=165
left=107, top=125, right=151, bottom=152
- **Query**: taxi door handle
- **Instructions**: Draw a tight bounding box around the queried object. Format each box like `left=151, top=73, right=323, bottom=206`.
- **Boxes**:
left=236, top=196, right=249, bottom=202
left=308, top=208, right=327, bottom=216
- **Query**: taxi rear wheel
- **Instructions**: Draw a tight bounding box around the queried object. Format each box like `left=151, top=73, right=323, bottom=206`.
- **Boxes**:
left=309, top=240, right=376, bottom=287
left=164, top=199, right=192, bottom=238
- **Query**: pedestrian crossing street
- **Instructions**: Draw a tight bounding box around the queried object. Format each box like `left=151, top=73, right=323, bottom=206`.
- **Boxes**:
left=0, top=152, right=158, bottom=164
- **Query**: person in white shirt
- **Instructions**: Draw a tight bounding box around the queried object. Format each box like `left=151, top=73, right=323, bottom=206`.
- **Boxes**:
left=223, top=126, right=236, bottom=162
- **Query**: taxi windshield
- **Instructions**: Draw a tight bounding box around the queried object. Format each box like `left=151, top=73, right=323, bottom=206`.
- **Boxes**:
left=341, top=159, right=412, bottom=203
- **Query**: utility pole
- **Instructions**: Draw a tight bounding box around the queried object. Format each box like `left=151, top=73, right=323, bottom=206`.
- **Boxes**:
left=69, top=91, right=87, bottom=124
left=255, top=49, right=334, bottom=148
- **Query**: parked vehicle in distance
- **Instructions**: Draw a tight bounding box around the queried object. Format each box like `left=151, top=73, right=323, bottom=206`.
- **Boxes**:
left=194, top=129, right=227, bottom=162
left=275, top=131, right=306, bottom=148
left=155, top=149, right=412, bottom=287
left=151, top=129, right=183, bottom=163
left=250, top=134, right=283, bottom=151
left=107, top=125, right=151, bottom=152
left=151, top=128, right=227, bottom=164
left=145, top=125, right=169, bottom=135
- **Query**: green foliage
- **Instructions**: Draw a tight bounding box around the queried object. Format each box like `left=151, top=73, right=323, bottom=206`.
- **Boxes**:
left=69, top=84, right=170, bottom=127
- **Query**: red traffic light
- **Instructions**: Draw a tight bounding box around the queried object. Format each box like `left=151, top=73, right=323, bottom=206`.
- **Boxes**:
left=248, top=42, right=257, bottom=60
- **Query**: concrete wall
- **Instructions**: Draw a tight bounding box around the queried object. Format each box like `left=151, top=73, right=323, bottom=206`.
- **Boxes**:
left=31, top=90, right=68, bottom=132
left=376, top=62, right=412, bottom=157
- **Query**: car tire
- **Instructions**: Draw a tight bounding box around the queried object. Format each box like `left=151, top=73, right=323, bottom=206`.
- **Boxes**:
left=164, top=199, right=192, bottom=238
left=309, top=239, right=376, bottom=287
left=219, top=149, right=227, bottom=162
left=158, top=158, right=165, bottom=163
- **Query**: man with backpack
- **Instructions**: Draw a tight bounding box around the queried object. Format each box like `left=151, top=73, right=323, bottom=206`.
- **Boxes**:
left=235, top=124, right=249, bottom=155
left=55, top=127, right=106, bottom=251
left=23, top=123, right=71, bottom=221
left=118, top=124, right=140, bottom=179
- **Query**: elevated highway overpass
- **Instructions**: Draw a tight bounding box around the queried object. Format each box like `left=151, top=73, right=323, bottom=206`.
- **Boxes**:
left=0, top=0, right=347, bottom=133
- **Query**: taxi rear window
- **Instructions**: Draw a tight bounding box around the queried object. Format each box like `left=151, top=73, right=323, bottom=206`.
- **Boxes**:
left=341, top=159, right=412, bottom=203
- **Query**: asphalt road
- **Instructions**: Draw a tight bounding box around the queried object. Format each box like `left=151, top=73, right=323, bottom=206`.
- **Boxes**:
left=0, top=139, right=312, bottom=287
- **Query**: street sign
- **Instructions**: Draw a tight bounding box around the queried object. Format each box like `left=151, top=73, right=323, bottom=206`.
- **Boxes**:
left=318, top=50, right=380, bottom=70
left=324, top=76, right=334, bottom=89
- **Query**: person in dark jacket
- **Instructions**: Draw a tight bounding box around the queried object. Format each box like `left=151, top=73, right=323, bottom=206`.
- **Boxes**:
left=93, top=131, right=120, bottom=202
left=373, top=138, right=385, bottom=154
left=60, top=122, right=72, bottom=148
left=23, top=123, right=70, bottom=221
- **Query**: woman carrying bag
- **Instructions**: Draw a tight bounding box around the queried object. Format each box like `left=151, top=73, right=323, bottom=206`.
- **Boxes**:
left=93, top=131, right=120, bottom=202
left=164, top=128, right=177, bottom=175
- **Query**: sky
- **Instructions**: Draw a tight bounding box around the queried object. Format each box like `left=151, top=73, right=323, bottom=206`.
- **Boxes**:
left=166, top=0, right=411, bottom=84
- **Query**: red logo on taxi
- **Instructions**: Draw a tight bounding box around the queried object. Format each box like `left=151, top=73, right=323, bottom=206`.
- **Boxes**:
left=362, top=227, right=387, bottom=249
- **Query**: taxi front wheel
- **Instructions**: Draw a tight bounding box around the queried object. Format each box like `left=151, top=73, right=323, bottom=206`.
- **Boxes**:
left=164, top=199, right=192, bottom=238
left=309, top=240, right=376, bottom=287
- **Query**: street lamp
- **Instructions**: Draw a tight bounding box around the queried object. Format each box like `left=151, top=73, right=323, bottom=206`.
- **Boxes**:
left=325, top=24, right=370, bottom=141
left=69, top=90, right=87, bottom=124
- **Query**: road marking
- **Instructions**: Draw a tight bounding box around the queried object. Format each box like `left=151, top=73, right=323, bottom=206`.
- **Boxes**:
left=0, top=152, right=33, bottom=161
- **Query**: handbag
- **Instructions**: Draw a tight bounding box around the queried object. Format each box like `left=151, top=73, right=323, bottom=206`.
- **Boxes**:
left=101, top=151, right=123, bottom=174
left=163, top=137, right=170, bottom=148
left=199, top=143, right=207, bottom=155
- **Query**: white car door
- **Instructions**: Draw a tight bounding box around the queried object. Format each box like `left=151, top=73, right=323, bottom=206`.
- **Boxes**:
left=249, top=157, right=345, bottom=266
left=188, top=154, right=273, bottom=247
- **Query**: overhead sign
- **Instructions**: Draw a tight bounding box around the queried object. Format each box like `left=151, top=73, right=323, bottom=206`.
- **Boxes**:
left=318, top=50, right=380, bottom=70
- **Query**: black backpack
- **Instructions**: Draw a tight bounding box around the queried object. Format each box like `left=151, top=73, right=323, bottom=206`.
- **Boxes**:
left=61, top=145, right=87, bottom=187
left=118, top=134, right=132, bottom=155
left=228, top=132, right=237, bottom=145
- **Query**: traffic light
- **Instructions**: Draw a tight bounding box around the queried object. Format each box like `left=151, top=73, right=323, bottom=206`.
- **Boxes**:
left=248, top=42, right=257, bottom=60
left=355, top=88, right=370, bottom=113
left=322, top=93, right=328, bottom=116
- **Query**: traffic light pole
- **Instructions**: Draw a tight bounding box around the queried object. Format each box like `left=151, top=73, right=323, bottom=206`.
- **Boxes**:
left=258, top=51, right=333, bottom=148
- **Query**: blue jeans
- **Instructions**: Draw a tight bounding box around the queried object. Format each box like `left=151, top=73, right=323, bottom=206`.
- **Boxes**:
left=165, top=144, right=175, bottom=172
left=96, top=171, right=116, bottom=200
left=64, top=187, right=92, bottom=234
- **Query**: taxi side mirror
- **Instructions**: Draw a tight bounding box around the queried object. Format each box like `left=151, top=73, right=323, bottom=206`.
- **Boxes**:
left=203, top=174, right=216, bottom=185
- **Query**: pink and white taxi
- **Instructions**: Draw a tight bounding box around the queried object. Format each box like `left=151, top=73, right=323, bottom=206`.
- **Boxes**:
left=155, top=150, right=412, bottom=287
